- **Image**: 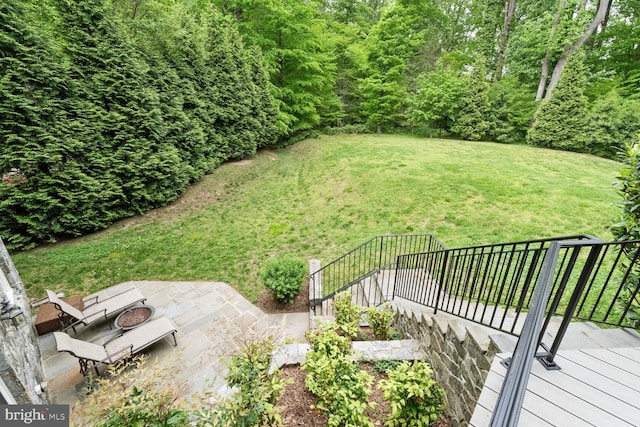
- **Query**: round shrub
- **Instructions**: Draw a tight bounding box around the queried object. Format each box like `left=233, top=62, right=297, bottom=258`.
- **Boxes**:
left=260, top=258, right=306, bottom=303
left=380, top=361, right=446, bottom=426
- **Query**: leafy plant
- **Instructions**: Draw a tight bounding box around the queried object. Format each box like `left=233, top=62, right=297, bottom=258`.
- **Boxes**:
left=71, top=355, right=190, bottom=427
left=303, top=323, right=375, bottom=427
left=379, top=361, right=446, bottom=427
left=333, top=290, right=362, bottom=339
left=260, top=257, right=306, bottom=303
left=366, top=303, right=395, bottom=340
left=199, top=338, right=289, bottom=427
left=372, top=359, right=402, bottom=374
left=388, top=328, right=404, bottom=340
left=611, top=139, right=640, bottom=327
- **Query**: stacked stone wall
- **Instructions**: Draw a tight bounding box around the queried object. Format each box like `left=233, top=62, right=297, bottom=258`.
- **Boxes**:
left=0, top=238, right=46, bottom=404
left=394, top=306, right=500, bottom=426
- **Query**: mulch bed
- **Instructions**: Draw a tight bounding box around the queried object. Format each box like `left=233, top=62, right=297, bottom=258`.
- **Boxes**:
left=256, top=279, right=310, bottom=314
left=276, top=362, right=390, bottom=427
left=257, top=281, right=454, bottom=426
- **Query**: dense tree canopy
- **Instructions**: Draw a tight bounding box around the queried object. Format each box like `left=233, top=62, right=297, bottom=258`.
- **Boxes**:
left=2, top=0, right=640, bottom=248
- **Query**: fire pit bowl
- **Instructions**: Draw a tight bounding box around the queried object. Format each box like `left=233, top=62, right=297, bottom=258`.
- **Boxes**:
left=114, top=306, right=155, bottom=330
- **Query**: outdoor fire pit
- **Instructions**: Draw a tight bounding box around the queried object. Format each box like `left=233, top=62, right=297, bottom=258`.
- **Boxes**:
left=114, top=305, right=155, bottom=330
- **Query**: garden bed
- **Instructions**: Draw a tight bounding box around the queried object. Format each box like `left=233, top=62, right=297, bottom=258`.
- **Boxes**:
left=276, top=362, right=453, bottom=427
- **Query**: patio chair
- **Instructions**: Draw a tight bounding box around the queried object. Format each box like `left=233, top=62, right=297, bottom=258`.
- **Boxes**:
left=45, top=288, right=146, bottom=334
left=53, top=316, right=178, bottom=376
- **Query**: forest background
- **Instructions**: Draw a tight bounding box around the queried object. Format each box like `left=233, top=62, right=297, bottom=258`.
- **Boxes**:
left=1, top=0, right=639, bottom=250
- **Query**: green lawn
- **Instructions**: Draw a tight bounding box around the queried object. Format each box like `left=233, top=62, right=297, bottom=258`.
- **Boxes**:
left=12, top=134, right=622, bottom=303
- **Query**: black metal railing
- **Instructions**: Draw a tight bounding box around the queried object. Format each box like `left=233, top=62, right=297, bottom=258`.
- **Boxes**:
left=309, top=232, right=640, bottom=425
left=333, top=262, right=397, bottom=315
left=310, top=234, right=444, bottom=315
left=490, top=237, right=640, bottom=426
left=394, top=235, right=593, bottom=333
left=394, top=235, right=640, bottom=352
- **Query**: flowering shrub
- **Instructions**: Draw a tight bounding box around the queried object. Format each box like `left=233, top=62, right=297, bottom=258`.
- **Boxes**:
left=366, top=302, right=395, bottom=340
left=71, top=355, right=190, bottom=427
left=199, top=339, right=288, bottom=427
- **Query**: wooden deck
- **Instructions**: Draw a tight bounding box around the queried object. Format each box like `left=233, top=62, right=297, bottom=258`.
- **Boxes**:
left=469, top=347, right=640, bottom=426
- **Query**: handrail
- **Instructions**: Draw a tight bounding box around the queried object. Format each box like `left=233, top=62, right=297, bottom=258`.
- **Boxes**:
left=490, top=236, right=640, bottom=425
left=309, top=234, right=444, bottom=315
left=490, top=241, right=562, bottom=426
left=395, top=235, right=640, bottom=354
left=327, top=261, right=398, bottom=313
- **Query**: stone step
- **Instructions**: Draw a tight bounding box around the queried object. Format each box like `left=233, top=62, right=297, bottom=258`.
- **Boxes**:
left=271, top=339, right=426, bottom=369
left=375, top=269, right=396, bottom=300
left=359, top=276, right=385, bottom=307
left=392, top=296, right=505, bottom=356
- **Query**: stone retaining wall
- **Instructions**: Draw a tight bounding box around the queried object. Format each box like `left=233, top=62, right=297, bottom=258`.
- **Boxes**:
left=393, top=305, right=501, bottom=427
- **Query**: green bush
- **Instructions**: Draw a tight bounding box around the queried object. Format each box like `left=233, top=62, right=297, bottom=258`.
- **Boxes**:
left=71, top=355, right=190, bottom=427
left=611, top=139, right=640, bottom=326
left=372, top=359, right=402, bottom=374
left=333, top=290, right=362, bottom=339
left=260, top=258, right=306, bottom=303
left=366, top=303, right=395, bottom=340
left=303, top=324, right=375, bottom=427
left=199, top=339, right=289, bottom=427
left=379, top=361, right=446, bottom=427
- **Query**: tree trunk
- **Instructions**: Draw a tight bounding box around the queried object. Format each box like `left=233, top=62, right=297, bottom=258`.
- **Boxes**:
left=544, top=0, right=611, bottom=99
left=590, top=0, right=612, bottom=49
left=494, top=0, right=517, bottom=81
left=536, top=1, right=566, bottom=100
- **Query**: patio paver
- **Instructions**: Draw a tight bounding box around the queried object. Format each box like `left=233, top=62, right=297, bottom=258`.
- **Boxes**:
left=38, top=281, right=309, bottom=406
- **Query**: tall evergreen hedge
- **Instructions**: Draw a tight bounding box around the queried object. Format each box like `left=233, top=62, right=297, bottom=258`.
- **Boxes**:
left=0, top=0, right=278, bottom=249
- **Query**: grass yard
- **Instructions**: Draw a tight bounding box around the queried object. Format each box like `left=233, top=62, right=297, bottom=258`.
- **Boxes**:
left=11, top=134, right=621, bottom=303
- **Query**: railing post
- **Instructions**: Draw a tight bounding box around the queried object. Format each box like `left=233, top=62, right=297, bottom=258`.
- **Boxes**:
left=538, top=243, right=603, bottom=369
left=311, top=275, right=316, bottom=316
left=434, top=251, right=449, bottom=314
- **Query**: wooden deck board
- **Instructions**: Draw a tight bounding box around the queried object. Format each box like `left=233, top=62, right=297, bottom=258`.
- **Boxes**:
left=557, top=349, right=640, bottom=390
left=471, top=384, right=555, bottom=427
left=608, top=346, right=640, bottom=363
left=553, top=352, right=640, bottom=408
left=470, top=347, right=640, bottom=426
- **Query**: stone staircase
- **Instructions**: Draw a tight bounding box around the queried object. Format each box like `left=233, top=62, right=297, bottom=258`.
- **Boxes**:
left=273, top=262, right=428, bottom=368
left=308, top=260, right=640, bottom=425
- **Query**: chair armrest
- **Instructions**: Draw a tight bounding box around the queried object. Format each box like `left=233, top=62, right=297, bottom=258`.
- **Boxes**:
left=82, top=295, right=99, bottom=308
left=61, top=317, right=83, bottom=332
left=103, top=344, right=133, bottom=364
left=91, top=328, right=124, bottom=345
left=61, top=308, right=107, bottom=331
